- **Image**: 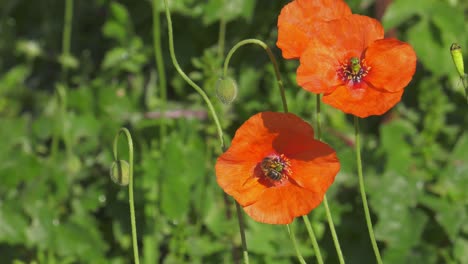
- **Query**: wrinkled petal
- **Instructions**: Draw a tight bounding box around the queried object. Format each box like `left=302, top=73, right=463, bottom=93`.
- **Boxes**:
left=297, top=38, right=344, bottom=94
left=297, top=15, right=384, bottom=94
left=314, top=14, right=384, bottom=58
left=364, top=39, right=417, bottom=92
left=243, top=183, right=322, bottom=224
left=322, top=83, right=404, bottom=117
left=215, top=158, right=267, bottom=206
left=215, top=112, right=316, bottom=206
left=258, top=112, right=316, bottom=155
left=289, top=143, right=340, bottom=194
left=215, top=112, right=341, bottom=224
left=277, top=0, right=351, bottom=59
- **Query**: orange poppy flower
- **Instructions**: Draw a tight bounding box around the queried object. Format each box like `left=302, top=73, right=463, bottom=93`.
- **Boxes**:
left=215, top=112, right=340, bottom=224
left=277, top=0, right=351, bottom=59
left=296, top=14, right=417, bottom=117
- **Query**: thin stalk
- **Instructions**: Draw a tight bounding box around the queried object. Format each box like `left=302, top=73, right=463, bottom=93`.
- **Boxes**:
left=302, top=215, right=324, bottom=264
left=51, top=0, right=74, bottom=160
left=315, top=94, right=345, bottom=264
left=62, top=0, right=73, bottom=80
left=113, top=128, right=140, bottom=264
left=222, top=39, right=288, bottom=113
left=354, top=116, right=383, bottom=264
left=217, top=7, right=227, bottom=60
left=235, top=203, right=249, bottom=264
left=163, top=1, right=247, bottom=262
left=152, top=0, right=167, bottom=141
left=163, top=0, right=225, bottom=150
left=287, top=223, right=307, bottom=264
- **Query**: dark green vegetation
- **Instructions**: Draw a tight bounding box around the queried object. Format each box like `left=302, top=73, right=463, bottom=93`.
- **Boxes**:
left=0, top=0, right=467, bottom=263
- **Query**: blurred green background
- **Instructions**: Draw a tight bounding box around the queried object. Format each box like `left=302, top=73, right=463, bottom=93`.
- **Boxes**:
left=0, top=0, right=467, bottom=263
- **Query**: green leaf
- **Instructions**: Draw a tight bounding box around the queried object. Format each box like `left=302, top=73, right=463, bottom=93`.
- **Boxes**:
left=160, top=124, right=205, bottom=220
left=454, top=238, right=468, bottom=263
left=102, top=21, right=127, bottom=42
left=379, top=210, right=428, bottom=263
left=431, top=133, right=468, bottom=202
left=202, top=0, right=256, bottom=25
left=419, top=194, right=466, bottom=242
left=0, top=65, right=31, bottom=93
left=109, top=2, right=129, bottom=25
left=54, top=216, right=107, bottom=262
left=408, top=18, right=453, bottom=76
left=382, top=0, right=431, bottom=29
left=0, top=201, right=28, bottom=244
left=58, top=54, right=79, bottom=70
left=102, top=47, right=130, bottom=70
left=380, top=119, right=416, bottom=174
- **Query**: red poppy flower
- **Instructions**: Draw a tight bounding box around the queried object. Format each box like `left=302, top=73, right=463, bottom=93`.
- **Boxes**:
left=296, top=14, right=417, bottom=117
left=277, top=0, right=351, bottom=59
left=215, top=112, right=340, bottom=224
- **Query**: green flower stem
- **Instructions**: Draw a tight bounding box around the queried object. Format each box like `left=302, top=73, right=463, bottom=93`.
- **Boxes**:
left=62, top=0, right=73, bottom=80
left=223, top=39, right=326, bottom=263
left=235, top=202, right=249, bottom=264
left=217, top=7, right=227, bottom=60
left=461, top=75, right=468, bottom=103
left=315, top=94, right=345, bottom=264
left=354, top=116, right=383, bottom=264
left=51, top=0, right=73, bottom=160
left=163, top=0, right=225, bottom=150
left=302, top=215, right=324, bottom=264
left=152, top=0, right=167, bottom=141
left=315, top=95, right=322, bottom=138
left=287, top=223, right=307, bottom=264
left=222, top=39, right=288, bottom=113
left=163, top=1, right=248, bottom=263
left=113, top=128, right=140, bottom=264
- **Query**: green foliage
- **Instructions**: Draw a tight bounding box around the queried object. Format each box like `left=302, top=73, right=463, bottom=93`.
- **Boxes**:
left=0, top=0, right=467, bottom=263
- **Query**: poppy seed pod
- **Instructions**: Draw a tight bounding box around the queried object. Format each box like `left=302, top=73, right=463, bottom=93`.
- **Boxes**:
left=110, top=160, right=130, bottom=186
left=216, top=77, right=238, bottom=105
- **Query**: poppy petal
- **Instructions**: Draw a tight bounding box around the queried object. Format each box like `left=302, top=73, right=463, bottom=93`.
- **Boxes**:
left=322, top=83, right=404, bottom=118
left=364, top=38, right=417, bottom=92
left=297, top=39, right=344, bottom=94
left=314, top=14, right=385, bottom=58
left=297, top=15, right=385, bottom=94
left=289, top=143, right=340, bottom=194
left=216, top=112, right=340, bottom=224
left=215, top=158, right=267, bottom=206
left=243, top=183, right=323, bottom=224
left=215, top=112, right=313, bottom=206
left=277, top=0, right=351, bottom=59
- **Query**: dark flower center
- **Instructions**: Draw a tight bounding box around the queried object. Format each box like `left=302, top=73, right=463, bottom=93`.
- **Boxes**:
left=337, top=57, right=371, bottom=85
left=260, top=154, right=291, bottom=182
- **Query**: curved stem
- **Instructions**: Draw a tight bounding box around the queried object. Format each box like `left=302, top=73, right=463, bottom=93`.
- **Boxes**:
left=222, top=39, right=288, bottom=113
left=315, top=94, right=345, bottom=264
left=163, top=1, right=248, bottom=262
left=152, top=0, right=168, bottom=142
left=354, top=116, right=383, bottom=264
left=163, top=0, right=225, bottom=150
left=287, top=223, right=307, bottom=264
left=302, top=215, right=324, bottom=264
left=113, top=128, right=140, bottom=264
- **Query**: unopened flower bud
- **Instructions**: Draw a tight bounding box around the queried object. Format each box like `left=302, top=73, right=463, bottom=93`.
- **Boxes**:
left=110, top=160, right=130, bottom=186
left=216, top=77, right=238, bottom=105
